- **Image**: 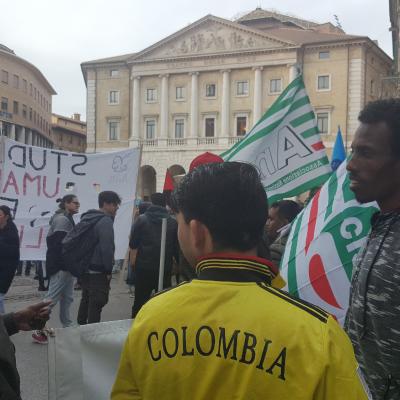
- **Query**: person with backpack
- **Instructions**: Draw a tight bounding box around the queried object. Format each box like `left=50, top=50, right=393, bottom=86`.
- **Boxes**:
left=32, top=195, right=80, bottom=344
left=75, top=191, right=121, bottom=325
left=130, top=193, right=179, bottom=318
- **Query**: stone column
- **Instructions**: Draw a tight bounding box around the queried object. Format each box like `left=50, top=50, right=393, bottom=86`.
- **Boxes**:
left=190, top=72, right=199, bottom=138
left=26, top=130, right=32, bottom=145
left=221, top=70, right=231, bottom=137
left=130, top=75, right=141, bottom=144
left=160, top=74, right=169, bottom=139
left=253, top=67, right=263, bottom=124
left=9, top=124, right=15, bottom=140
left=289, top=64, right=299, bottom=83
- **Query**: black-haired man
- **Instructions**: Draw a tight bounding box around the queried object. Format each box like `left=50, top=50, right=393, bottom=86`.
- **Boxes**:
left=345, top=99, right=400, bottom=400
left=267, top=200, right=302, bottom=266
left=112, top=162, right=366, bottom=400
left=77, top=190, right=121, bottom=324
left=129, top=192, right=178, bottom=318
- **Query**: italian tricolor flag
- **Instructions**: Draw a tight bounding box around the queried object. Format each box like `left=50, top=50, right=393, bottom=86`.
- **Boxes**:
left=280, top=161, right=378, bottom=324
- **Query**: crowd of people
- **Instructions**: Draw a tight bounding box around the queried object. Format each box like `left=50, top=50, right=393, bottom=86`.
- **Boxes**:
left=1, top=98, right=400, bottom=399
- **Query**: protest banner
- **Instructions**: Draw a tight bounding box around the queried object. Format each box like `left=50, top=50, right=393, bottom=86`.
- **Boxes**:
left=280, top=160, right=378, bottom=324
left=221, top=75, right=331, bottom=204
left=0, top=138, right=141, bottom=260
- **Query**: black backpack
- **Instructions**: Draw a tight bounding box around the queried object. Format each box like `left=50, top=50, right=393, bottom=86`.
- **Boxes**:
left=61, top=215, right=106, bottom=277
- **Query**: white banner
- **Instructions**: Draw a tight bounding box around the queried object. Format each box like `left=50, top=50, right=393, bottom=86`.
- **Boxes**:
left=0, top=138, right=141, bottom=260
left=48, top=320, right=132, bottom=400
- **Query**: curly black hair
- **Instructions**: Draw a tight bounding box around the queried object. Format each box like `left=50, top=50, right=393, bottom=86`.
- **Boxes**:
left=170, top=162, right=268, bottom=251
left=359, top=99, right=400, bottom=157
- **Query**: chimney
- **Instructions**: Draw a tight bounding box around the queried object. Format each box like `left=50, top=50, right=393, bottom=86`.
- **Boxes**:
left=72, top=113, right=81, bottom=121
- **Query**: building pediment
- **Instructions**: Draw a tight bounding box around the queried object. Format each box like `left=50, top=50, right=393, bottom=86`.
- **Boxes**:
left=128, top=15, right=295, bottom=62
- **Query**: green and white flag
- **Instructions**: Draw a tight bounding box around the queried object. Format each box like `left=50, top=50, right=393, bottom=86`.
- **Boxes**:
left=280, top=160, right=378, bottom=324
left=222, top=75, right=331, bottom=204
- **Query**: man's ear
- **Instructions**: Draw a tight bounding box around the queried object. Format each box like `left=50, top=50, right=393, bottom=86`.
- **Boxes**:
left=189, top=219, right=213, bottom=253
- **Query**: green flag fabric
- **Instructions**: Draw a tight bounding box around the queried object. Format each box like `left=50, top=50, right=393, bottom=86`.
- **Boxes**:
left=222, top=75, right=331, bottom=204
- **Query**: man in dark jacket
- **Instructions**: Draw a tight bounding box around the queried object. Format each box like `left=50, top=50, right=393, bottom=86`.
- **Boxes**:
left=0, top=300, right=50, bottom=400
left=345, top=99, right=400, bottom=399
left=77, top=191, right=121, bottom=325
left=130, top=193, right=179, bottom=318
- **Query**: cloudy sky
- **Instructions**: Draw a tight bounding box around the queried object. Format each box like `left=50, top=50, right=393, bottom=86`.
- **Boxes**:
left=1, top=0, right=392, bottom=120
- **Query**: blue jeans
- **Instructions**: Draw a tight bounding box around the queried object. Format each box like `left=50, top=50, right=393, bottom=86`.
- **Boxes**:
left=45, top=270, right=74, bottom=328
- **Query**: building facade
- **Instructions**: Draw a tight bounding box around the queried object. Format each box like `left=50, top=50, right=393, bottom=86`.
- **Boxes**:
left=51, top=113, right=87, bottom=152
left=82, top=8, right=394, bottom=198
left=0, top=44, right=56, bottom=147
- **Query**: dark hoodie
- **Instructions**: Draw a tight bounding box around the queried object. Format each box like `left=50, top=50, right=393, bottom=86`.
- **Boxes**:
left=0, top=221, right=20, bottom=294
left=129, top=205, right=178, bottom=273
left=79, top=209, right=115, bottom=274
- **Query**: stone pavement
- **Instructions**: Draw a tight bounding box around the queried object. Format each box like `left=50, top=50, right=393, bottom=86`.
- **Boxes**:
left=4, top=271, right=134, bottom=400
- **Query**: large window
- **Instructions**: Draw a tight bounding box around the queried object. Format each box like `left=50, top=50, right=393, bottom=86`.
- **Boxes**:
left=236, top=81, right=249, bottom=96
left=205, top=83, right=216, bottom=98
left=1, top=97, right=8, bottom=111
left=22, top=104, right=27, bottom=118
left=1, top=70, right=8, bottom=84
left=109, top=91, right=119, bottom=104
left=146, top=88, right=157, bottom=102
left=13, top=75, right=19, bottom=89
left=317, top=75, right=330, bottom=91
left=270, top=79, right=282, bottom=94
left=205, top=118, right=215, bottom=137
left=108, top=120, right=120, bottom=140
left=176, top=86, right=185, bottom=100
left=175, top=119, right=184, bottom=138
left=236, top=116, right=247, bottom=136
left=145, top=120, right=156, bottom=139
left=13, top=101, right=18, bottom=114
left=316, top=112, right=329, bottom=134
left=110, top=69, right=119, bottom=77
left=23, top=79, right=27, bottom=92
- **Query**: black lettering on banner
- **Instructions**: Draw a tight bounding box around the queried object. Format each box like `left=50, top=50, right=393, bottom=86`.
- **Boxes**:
left=29, top=148, right=47, bottom=171
left=181, top=326, right=194, bottom=356
left=50, top=151, right=68, bottom=174
left=196, top=326, right=215, bottom=356
left=71, top=154, right=87, bottom=176
left=147, top=331, right=161, bottom=361
left=162, top=328, right=179, bottom=358
left=266, top=347, right=287, bottom=381
left=239, top=332, right=257, bottom=364
left=256, top=340, right=272, bottom=370
left=216, top=328, right=240, bottom=360
left=8, top=145, right=26, bottom=168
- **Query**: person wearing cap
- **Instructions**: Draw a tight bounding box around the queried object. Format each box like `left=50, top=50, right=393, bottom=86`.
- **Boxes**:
left=111, top=162, right=367, bottom=400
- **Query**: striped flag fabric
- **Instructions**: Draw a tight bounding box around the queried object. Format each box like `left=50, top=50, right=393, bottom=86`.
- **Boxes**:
left=280, top=160, right=378, bottom=324
left=222, top=75, right=331, bottom=204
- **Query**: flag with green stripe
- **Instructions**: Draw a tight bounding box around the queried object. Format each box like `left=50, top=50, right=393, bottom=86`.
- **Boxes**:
left=280, top=160, right=378, bottom=324
left=222, top=75, right=331, bottom=204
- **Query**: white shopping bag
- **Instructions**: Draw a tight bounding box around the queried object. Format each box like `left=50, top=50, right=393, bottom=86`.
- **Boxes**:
left=48, top=319, right=132, bottom=400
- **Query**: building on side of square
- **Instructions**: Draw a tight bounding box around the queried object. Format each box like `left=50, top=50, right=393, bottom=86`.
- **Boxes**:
left=81, top=8, right=394, bottom=199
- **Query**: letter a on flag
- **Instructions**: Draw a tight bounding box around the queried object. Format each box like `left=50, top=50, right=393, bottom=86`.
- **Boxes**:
left=222, top=75, right=331, bottom=203
left=280, top=160, right=378, bottom=324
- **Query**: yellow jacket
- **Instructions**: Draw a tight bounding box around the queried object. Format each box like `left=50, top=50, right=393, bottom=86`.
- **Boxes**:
left=112, top=254, right=367, bottom=400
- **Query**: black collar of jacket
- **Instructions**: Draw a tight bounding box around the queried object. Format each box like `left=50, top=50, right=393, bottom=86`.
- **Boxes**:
left=195, top=253, right=278, bottom=285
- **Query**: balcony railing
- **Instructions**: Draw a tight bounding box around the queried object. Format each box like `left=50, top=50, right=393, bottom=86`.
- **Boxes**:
left=135, top=136, right=243, bottom=149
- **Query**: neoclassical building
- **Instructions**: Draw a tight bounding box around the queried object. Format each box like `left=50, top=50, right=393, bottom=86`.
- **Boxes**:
left=0, top=44, right=56, bottom=147
left=81, top=8, right=394, bottom=199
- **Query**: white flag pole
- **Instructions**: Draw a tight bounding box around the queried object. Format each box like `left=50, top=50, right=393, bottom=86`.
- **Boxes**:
left=158, top=218, right=167, bottom=292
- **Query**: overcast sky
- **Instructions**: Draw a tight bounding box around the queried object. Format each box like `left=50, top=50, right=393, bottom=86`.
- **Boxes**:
left=0, top=0, right=392, bottom=120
